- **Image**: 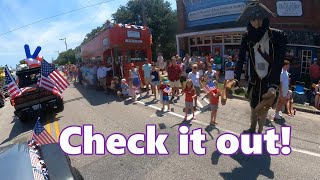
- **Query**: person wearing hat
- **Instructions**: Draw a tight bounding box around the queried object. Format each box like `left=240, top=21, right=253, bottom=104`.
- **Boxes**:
left=234, top=1, right=287, bottom=134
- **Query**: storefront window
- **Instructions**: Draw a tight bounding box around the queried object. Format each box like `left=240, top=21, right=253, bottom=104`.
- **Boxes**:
left=233, top=34, right=242, bottom=44
left=127, top=49, right=147, bottom=62
left=197, top=37, right=203, bottom=45
left=212, top=35, right=222, bottom=43
left=224, top=34, right=232, bottom=43
left=204, top=36, right=211, bottom=44
left=190, top=38, right=196, bottom=45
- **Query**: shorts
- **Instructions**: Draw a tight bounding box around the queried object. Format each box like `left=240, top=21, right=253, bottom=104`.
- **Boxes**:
left=180, top=76, right=186, bottom=83
left=133, top=78, right=140, bottom=87
left=144, top=77, right=152, bottom=84
left=194, top=86, right=201, bottom=96
left=216, top=64, right=222, bottom=70
left=163, top=96, right=169, bottom=102
left=210, top=104, right=219, bottom=111
left=170, top=80, right=180, bottom=88
left=185, top=101, right=193, bottom=108
left=152, top=81, right=160, bottom=86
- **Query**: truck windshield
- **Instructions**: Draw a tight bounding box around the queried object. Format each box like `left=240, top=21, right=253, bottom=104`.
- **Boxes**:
left=16, top=68, right=40, bottom=88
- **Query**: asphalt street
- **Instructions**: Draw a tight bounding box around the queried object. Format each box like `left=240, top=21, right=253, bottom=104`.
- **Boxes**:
left=0, top=82, right=320, bottom=180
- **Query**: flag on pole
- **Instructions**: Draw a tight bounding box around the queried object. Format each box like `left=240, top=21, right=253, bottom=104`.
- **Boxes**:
left=4, top=66, right=22, bottom=98
left=203, top=81, right=216, bottom=94
left=32, top=117, right=56, bottom=145
left=39, top=60, right=69, bottom=96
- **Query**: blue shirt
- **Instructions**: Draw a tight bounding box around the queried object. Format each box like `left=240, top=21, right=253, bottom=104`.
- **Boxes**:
left=225, top=62, right=235, bottom=71
left=142, top=64, right=152, bottom=78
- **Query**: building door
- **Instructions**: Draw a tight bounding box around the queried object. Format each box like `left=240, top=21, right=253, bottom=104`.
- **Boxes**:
left=300, top=50, right=312, bottom=77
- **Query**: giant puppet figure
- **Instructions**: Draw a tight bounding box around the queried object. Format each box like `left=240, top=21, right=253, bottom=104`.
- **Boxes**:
left=233, top=1, right=287, bottom=134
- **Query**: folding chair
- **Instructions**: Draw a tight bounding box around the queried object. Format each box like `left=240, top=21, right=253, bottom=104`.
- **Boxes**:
left=294, top=85, right=306, bottom=104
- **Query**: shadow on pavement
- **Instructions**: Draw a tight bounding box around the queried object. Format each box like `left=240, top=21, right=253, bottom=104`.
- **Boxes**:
left=212, top=142, right=274, bottom=180
left=170, top=120, right=192, bottom=128
left=1, top=112, right=60, bottom=145
left=204, top=125, right=220, bottom=142
left=74, top=83, right=118, bottom=106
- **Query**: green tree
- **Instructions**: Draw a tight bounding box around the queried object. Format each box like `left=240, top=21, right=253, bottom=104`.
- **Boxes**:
left=19, top=60, right=26, bottom=64
left=53, top=49, right=76, bottom=65
left=112, top=0, right=177, bottom=60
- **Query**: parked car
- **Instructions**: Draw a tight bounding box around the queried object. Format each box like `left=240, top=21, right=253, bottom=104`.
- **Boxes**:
left=0, top=140, right=83, bottom=180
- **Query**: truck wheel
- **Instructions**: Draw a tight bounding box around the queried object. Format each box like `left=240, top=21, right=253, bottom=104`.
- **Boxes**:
left=18, top=113, right=29, bottom=123
left=55, top=99, right=64, bottom=113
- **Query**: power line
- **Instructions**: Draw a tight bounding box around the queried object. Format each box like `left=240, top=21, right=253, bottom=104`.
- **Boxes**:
left=0, top=0, right=115, bottom=37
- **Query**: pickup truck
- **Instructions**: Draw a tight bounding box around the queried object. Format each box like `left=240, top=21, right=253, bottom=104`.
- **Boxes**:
left=11, top=67, right=64, bottom=122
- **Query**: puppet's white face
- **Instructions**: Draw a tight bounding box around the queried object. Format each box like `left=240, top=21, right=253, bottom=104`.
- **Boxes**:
left=250, top=19, right=263, bottom=29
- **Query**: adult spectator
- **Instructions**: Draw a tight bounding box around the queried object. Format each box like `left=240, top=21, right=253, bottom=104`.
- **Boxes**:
left=157, top=53, right=165, bottom=75
left=224, top=56, right=235, bottom=89
left=167, top=57, right=182, bottom=101
left=142, top=59, right=152, bottom=96
left=214, top=51, right=222, bottom=73
left=97, top=63, right=111, bottom=94
left=310, top=58, right=320, bottom=84
left=273, top=60, right=290, bottom=120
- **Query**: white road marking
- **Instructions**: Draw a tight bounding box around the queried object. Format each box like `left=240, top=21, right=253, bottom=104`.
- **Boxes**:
left=197, top=100, right=204, bottom=108
left=203, top=97, right=210, bottom=104
left=136, top=99, right=320, bottom=158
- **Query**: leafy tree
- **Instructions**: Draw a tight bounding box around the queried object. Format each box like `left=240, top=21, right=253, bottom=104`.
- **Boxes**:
left=19, top=60, right=26, bottom=64
left=112, top=0, right=177, bottom=60
left=53, top=49, right=76, bottom=65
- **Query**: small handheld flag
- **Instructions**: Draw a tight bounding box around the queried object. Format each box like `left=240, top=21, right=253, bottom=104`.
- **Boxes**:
left=4, top=66, right=22, bottom=98
left=32, top=117, right=56, bottom=145
left=203, top=81, right=216, bottom=94
left=163, top=86, right=172, bottom=94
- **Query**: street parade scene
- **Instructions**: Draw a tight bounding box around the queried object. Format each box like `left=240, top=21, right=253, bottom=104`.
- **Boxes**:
left=0, top=0, right=320, bottom=180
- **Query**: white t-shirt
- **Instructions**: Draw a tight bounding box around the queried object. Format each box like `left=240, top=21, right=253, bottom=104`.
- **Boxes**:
left=188, top=72, right=200, bottom=87
left=280, top=68, right=289, bottom=97
left=142, top=64, right=152, bottom=78
left=97, top=67, right=111, bottom=79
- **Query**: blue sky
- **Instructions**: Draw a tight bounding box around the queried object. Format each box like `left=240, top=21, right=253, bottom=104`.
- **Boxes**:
left=0, top=0, right=177, bottom=68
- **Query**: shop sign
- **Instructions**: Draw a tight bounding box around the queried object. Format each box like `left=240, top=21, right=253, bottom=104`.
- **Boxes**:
left=188, top=2, right=246, bottom=21
left=127, top=31, right=141, bottom=38
left=276, top=1, right=302, bottom=16
left=125, top=39, right=143, bottom=43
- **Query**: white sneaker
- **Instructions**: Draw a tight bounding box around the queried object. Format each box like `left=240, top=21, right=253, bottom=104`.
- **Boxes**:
left=272, top=113, right=282, bottom=119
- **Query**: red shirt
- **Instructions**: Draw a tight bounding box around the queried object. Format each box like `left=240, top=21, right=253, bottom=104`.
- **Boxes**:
left=184, top=87, right=196, bottom=102
left=310, top=64, right=320, bottom=80
left=167, top=64, right=182, bottom=81
left=160, top=84, right=170, bottom=96
left=210, top=88, right=220, bottom=105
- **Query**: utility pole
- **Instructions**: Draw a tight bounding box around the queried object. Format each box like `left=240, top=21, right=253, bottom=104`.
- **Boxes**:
left=59, top=38, right=67, bottom=51
left=142, top=0, right=147, bottom=26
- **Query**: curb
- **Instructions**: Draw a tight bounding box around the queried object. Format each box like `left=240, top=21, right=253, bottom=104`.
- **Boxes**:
left=231, top=94, right=320, bottom=115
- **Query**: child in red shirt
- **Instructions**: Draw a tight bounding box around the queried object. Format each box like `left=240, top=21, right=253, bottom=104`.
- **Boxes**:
left=180, top=79, right=196, bottom=120
left=209, top=87, right=221, bottom=125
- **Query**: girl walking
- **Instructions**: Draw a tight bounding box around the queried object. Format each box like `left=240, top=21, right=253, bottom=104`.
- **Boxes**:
left=180, top=79, right=197, bottom=120
left=209, top=86, right=221, bottom=125
left=151, top=63, right=160, bottom=100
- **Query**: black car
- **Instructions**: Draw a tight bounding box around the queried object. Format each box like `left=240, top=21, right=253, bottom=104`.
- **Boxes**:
left=0, top=141, right=83, bottom=180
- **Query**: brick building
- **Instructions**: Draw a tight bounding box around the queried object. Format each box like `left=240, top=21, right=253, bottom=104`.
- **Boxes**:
left=176, top=0, right=320, bottom=81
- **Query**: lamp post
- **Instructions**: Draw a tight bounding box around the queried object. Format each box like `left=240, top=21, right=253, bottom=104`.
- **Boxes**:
left=59, top=38, right=67, bottom=51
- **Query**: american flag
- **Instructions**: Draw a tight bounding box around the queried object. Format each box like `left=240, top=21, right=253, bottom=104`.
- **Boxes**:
left=4, top=66, right=22, bottom=98
left=32, top=117, right=56, bottom=145
left=32, top=168, right=45, bottom=180
left=163, top=86, right=172, bottom=94
left=39, top=60, right=69, bottom=96
left=29, top=151, right=40, bottom=167
left=203, top=82, right=216, bottom=94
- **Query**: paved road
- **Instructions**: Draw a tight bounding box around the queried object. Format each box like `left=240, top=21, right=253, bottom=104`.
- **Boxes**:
left=0, top=82, right=320, bottom=180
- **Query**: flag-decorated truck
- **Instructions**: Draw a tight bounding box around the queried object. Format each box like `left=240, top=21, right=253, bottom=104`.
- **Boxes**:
left=6, top=45, right=68, bottom=122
